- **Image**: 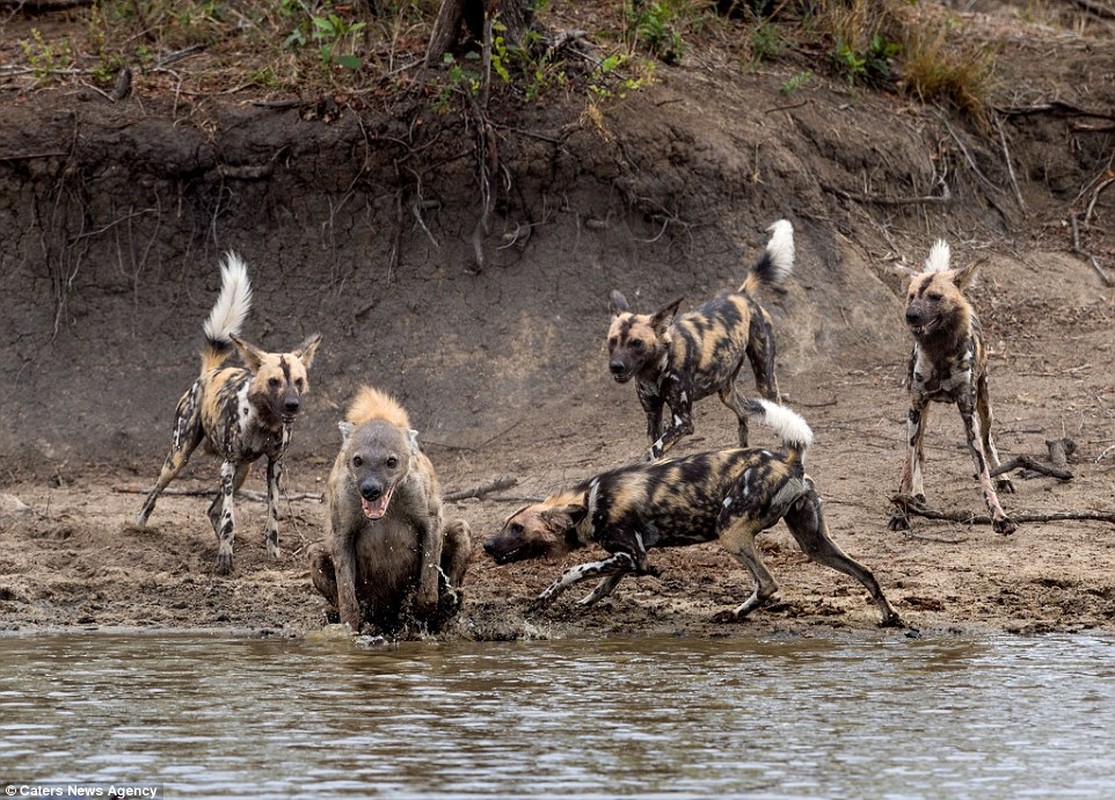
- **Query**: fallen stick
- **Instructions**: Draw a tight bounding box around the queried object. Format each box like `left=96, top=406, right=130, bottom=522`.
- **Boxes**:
left=890, top=496, right=1115, bottom=525
left=989, top=454, right=1072, bottom=481
left=112, top=485, right=323, bottom=503
left=443, top=476, right=518, bottom=502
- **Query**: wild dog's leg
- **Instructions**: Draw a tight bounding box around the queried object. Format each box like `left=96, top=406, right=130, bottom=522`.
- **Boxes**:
left=208, top=461, right=249, bottom=575
left=577, top=574, right=625, bottom=607
left=645, top=384, right=694, bottom=461
left=977, top=373, right=1014, bottom=495
left=745, top=311, right=781, bottom=400
left=264, top=456, right=283, bottom=559
left=636, top=382, right=665, bottom=446
left=534, top=552, right=638, bottom=608
left=784, top=481, right=903, bottom=627
left=713, top=517, right=777, bottom=622
left=890, top=394, right=930, bottom=531
left=957, top=393, right=1017, bottom=535
left=720, top=376, right=752, bottom=449
left=135, top=386, right=204, bottom=527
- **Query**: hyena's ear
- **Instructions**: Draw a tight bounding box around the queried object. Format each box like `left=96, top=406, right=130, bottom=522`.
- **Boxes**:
left=229, top=333, right=265, bottom=372
left=293, top=333, right=323, bottom=369
left=539, top=503, right=587, bottom=531
left=952, top=262, right=980, bottom=291
left=338, top=421, right=355, bottom=445
left=407, top=429, right=420, bottom=455
left=609, top=290, right=630, bottom=315
left=650, top=298, right=684, bottom=335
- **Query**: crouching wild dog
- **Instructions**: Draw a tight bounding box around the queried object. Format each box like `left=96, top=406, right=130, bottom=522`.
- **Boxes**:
left=484, top=399, right=902, bottom=627
left=309, top=386, right=471, bottom=635
left=890, top=240, right=1016, bottom=535
left=135, top=253, right=322, bottom=574
left=608, top=219, right=794, bottom=461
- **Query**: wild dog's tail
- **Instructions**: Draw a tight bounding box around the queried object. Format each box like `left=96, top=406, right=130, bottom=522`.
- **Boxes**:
left=740, top=219, right=794, bottom=294
left=201, top=252, right=252, bottom=372
left=744, top=398, right=813, bottom=465
left=346, top=385, right=412, bottom=429
left=923, top=239, right=951, bottom=273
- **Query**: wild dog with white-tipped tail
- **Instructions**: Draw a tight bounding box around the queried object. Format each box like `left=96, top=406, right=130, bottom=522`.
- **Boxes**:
left=484, top=399, right=902, bottom=627
left=607, top=219, right=795, bottom=461
left=134, top=253, right=322, bottom=574
left=890, top=240, right=1016, bottom=535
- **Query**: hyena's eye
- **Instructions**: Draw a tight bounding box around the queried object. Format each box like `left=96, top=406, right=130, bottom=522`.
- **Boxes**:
left=353, top=456, right=363, bottom=468
left=268, top=377, right=281, bottom=389
left=386, top=456, right=398, bottom=469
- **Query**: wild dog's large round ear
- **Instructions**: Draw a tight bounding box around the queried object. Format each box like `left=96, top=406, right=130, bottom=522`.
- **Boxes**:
left=294, top=333, right=323, bottom=368
left=407, top=429, right=420, bottom=454
left=338, top=421, right=355, bottom=444
left=229, top=332, right=265, bottom=371
left=539, top=503, right=587, bottom=531
left=951, top=261, right=981, bottom=290
left=650, top=298, right=684, bottom=334
left=609, top=290, right=629, bottom=315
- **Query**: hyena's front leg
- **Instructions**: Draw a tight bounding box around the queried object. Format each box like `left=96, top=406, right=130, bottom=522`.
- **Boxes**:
left=958, top=394, right=1016, bottom=535
left=208, top=461, right=249, bottom=574
left=889, top=395, right=930, bottom=531
left=265, top=456, right=283, bottom=559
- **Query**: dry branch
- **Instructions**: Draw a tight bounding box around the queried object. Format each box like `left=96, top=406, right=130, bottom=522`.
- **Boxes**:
left=989, top=455, right=1072, bottom=481
left=443, top=476, right=518, bottom=501
left=820, top=180, right=950, bottom=207
left=112, top=485, right=323, bottom=503
left=891, top=496, right=1115, bottom=526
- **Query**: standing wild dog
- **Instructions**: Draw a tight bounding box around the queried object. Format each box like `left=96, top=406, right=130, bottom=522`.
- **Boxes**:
left=135, top=253, right=322, bottom=574
left=607, top=219, right=794, bottom=461
left=309, top=386, right=471, bottom=635
left=484, top=399, right=902, bottom=627
left=890, top=240, right=1016, bottom=534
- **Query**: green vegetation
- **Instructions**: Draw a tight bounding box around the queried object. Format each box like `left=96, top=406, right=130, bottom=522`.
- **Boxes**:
left=10, top=0, right=999, bottom=122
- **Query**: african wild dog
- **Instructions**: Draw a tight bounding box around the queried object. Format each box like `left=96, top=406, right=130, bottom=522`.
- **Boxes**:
left=889, top=240, right=1016, bottom=535
left=484, top=399, right=902, bottom=626
left=134, top=253, right=322, bottom=574
left=308, top=386, right=471, bottom=634
left=608, top=219, right=794, bottom=461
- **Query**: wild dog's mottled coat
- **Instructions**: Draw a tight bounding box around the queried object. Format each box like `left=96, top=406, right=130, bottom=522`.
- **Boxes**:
left=608, top=220, right=794, bottom=461
left=309, top=386, right=471, bottom=634
left=484, top=399, right=901, bottom=626
left=890, top=240, right=1016, bottom=534
left=135, top=253, right=322, bottom=574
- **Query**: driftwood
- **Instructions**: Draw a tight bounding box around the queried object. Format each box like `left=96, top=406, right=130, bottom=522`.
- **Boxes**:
left=443, top=476, right=518, bottom=502
left=112, top=485, right=324, bottom=503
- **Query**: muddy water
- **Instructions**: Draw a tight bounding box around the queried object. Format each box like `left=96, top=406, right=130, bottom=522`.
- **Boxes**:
left=1, top=632, right=1113, bottom=799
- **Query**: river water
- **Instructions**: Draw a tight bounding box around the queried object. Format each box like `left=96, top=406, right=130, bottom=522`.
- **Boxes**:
left=1, top=631, right=1112, bottom=799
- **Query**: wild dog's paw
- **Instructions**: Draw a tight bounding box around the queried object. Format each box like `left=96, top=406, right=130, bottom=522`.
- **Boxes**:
left=996, top=478, right=1016, bottom=494
left=993, top=516, right=1017, bottom=535
left=887, top=514, right=911, bottom=532
left=215, top=551, right=234, bottom=575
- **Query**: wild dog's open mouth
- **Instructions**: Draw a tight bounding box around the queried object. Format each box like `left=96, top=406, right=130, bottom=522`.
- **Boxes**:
left=361, top=485, right=396, bottom=519
left=908, top=318, right=939, bottom=337
left=611, top=370, right=634, bottom=384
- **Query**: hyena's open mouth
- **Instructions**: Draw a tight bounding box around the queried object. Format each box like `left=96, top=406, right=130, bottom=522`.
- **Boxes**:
left=361, top=485, right=395, bottom=519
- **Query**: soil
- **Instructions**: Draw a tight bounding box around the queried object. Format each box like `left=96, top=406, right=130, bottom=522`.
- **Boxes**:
left=1, top=1, right=1113, bottom=640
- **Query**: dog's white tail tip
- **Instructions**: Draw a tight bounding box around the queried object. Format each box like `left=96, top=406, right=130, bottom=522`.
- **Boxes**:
left=765, top=219, right=795, bottom=278
left=753, top=398, right=813, bottom=451
left=203, top=251, right=253, bottom=342
left=924, top=239, right=951, bottom=273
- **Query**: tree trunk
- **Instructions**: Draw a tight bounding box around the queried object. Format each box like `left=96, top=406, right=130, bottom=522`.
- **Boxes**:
left=426, top=0, right=535, bottom=65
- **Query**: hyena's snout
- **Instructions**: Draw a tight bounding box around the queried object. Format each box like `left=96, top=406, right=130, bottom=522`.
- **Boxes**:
left=357, top=476, right=395, bottom=520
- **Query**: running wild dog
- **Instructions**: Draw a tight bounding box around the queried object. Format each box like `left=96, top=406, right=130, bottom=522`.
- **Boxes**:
left=890, top=240, right=1016, bottom=535
left=484, top=399, right=902, bottom=627
left=309, top=386, right=471, bottom=634
left=135, top=253, right=322, bottom=573
left=607, top=219, right=794, bottom=461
